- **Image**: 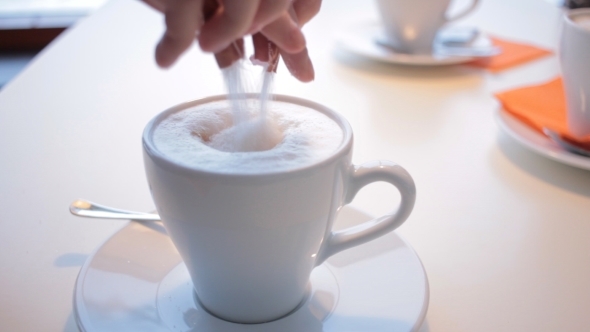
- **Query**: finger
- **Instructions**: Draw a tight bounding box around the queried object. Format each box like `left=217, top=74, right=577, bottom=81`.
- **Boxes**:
left=199, top=0, right=260, bottom=53
left=142, top=0, right=167, bottom=13
left=280, top=48, right=314, bottom=82
left=261, top=13, right=306, bottom=54
left=202, top=0, right=218, bottom=20
left=251, top=33, right=280, bottom=72
left=156, top=0, right=204, bottom=68
left=214, top=39, right=245, bottom=69
left=247, top=0, right=291, bottom=34
left=292, top=0, right=322, bottom=26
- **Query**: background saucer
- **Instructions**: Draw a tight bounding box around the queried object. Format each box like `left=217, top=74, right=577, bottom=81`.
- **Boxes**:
left=74, top=206, right=429, bottom=332
left=495, top=108, right=590, bottom=170
left=335, top=22, right=482, bottom=66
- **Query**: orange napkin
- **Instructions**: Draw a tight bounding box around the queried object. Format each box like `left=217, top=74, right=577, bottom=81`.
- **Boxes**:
left=495, top=78, right=590, bottom=148
left=470, top=37, right=553, bottom=73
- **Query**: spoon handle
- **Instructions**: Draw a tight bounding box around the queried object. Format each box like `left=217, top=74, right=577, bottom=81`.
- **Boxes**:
left=436, top=46, right=501, bottom=58
left=544, top=128, right=590, bottom=157
left=69, top=199, right=161, bottom=221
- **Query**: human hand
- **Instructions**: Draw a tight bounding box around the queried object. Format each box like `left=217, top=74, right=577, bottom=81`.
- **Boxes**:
left=142, top=0, right=321, bottom=82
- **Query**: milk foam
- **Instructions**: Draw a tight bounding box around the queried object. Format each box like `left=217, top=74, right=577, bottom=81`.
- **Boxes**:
left=152, top=100, right=343, bottom=174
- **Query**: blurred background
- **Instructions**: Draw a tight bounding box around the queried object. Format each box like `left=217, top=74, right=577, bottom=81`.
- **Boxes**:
left=0, top=0, right=107, bottom=88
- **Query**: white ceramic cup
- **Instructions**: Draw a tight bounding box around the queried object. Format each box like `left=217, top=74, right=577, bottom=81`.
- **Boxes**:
left=376, top=0, right=480, bottom=54
left=560, top=8, right=590, bottom=138
left=142, top=94, right=416, bottom=324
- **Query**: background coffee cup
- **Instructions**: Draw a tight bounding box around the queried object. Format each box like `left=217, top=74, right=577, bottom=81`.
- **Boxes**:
left=376, top=0, right=480, bottom=54
left=142, top=95, right=416, bottom=324
left=560, top=8, right=590, bottom=138
left=565, top=0, right=590, bottom=9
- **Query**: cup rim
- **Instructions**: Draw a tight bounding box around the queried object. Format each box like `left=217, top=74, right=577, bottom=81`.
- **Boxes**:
left=565, top=8, right=590, bottom=34
left=142, top=94, right=353, bottom=180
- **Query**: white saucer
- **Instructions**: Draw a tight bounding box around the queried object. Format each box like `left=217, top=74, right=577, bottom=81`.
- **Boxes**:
left=335, top=22, right=489, bottom=66
left=495, top=108, right=590, bottom=170
left=73, top=206, right=429, bottom=332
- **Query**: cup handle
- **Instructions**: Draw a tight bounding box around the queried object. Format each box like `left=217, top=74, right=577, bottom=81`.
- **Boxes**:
left=445, top=0, right=480, bottom=23
left=315, top=161, right=416, bottom=265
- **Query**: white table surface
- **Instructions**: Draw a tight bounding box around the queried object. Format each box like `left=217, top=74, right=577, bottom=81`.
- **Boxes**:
left=1, top=0, right=589, bottom=331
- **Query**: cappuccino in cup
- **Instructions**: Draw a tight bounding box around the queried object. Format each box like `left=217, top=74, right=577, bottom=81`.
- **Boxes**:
left=572, top=14, right=590, bottom=30
left=152, top=99, right=343, bottom=174
left=143, top=94, right=416, bottom=323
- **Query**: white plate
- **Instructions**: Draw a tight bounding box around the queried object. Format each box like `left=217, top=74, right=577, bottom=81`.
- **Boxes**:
left=73, top=206, right=429, bottom=332
left=335, top=22, right=488, bottom=66
left=495, top=108, right=590, bottom=170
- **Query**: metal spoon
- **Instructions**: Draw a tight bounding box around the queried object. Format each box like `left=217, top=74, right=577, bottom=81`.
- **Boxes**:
left=434, top=45, right=501, bottom=57
left=376, top=29, right=501, bottom=58
left=544, top=128, right=590, bottom=157
left=435, top=27, right=501, bottom=58
left=70, top=199, right=161, bottom=221
left=437, top=27, right=480, bottom=47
